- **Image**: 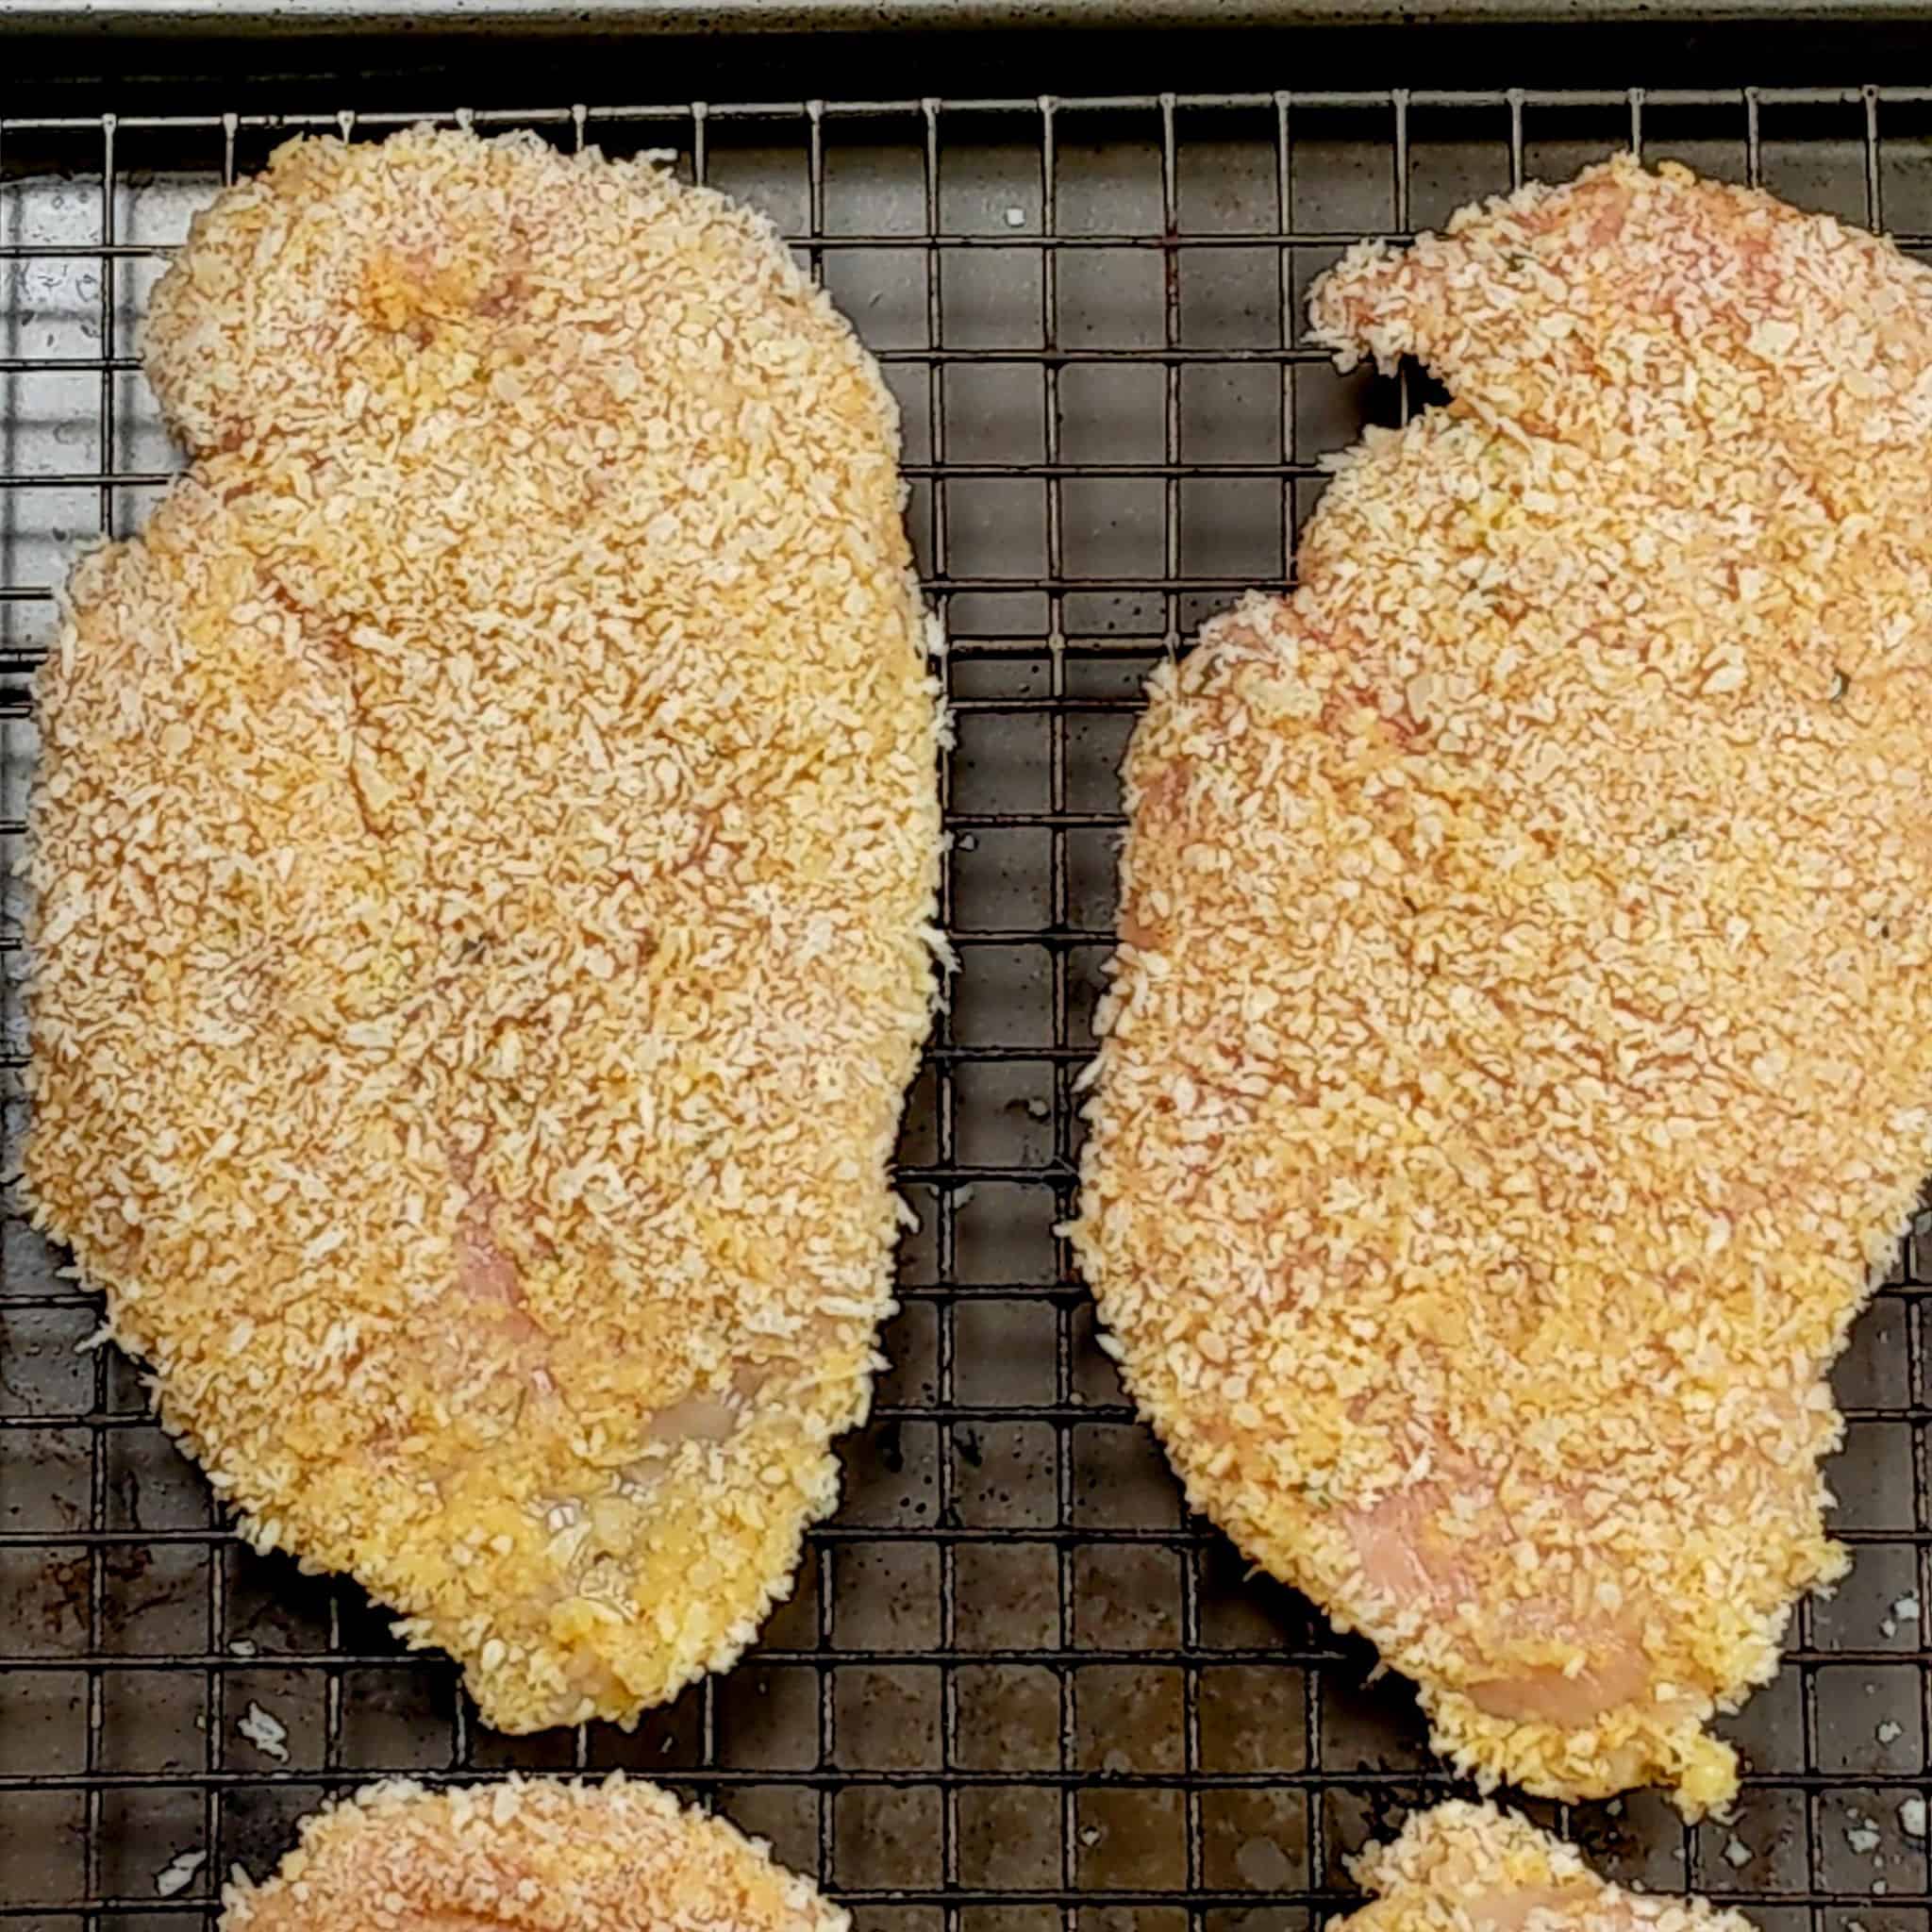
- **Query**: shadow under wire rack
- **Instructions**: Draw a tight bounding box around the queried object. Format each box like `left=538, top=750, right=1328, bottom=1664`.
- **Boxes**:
left=5, top=80, right=1932, bottom=1932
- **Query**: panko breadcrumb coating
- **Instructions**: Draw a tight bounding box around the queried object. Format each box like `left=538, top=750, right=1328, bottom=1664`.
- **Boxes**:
left=222, top=1774, right=844, bottom=1932
left=1070, top=155, right=1932, bottom=1813
left=1339, top=1801, right=1755, bottom=1932
left=25, top=126, right=941, bottom=1731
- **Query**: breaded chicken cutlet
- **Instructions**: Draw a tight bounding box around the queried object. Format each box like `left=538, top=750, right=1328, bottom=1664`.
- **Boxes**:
left=1071, top=156, right=1932, bottom=1811
left=25, top=126, right=941, bottom=1731
left=1339, top=1802, right=1756, bottom=1932
left=223, top=1775, right=843, bottom=1932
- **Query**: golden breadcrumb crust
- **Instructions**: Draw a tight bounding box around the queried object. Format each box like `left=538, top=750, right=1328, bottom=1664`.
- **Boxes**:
left=1341, top=1801, right=1755, bottom=1932
left=222, top=1774, right=845, bottom=1932
left=25, top=126, right=941, bottom=1731
left=1071, top=155, right=1932, bottom=1812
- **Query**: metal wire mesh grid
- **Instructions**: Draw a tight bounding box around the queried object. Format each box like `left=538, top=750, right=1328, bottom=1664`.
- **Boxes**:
left=4, top=80, right=1932, bottom=1932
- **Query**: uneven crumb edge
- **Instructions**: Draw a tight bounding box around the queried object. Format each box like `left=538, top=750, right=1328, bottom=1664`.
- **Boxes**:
left=222, top=1774, right=846, bottom=1932
left=1071, top=153, right=1932, bottom=1812
left=24, top=125, right=942, bottom=1732
left=1340, top=1802, right=1755, bottom=1932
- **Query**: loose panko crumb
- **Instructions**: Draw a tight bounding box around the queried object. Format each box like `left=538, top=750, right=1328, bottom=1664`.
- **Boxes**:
left=156, top=1851, right=208, bottom=1900
left=220, top=1774, right=845, bottom=1932
left=1070, top=154, right=1932, bottom=1815
left=24, top=126, right=941, bottom=1733
left=238, top=1700, right=291, bottom=1762
left=1340, top=1802, right=1755, bottom=1932
left=1846, top=1816, right=1884, bottom=1857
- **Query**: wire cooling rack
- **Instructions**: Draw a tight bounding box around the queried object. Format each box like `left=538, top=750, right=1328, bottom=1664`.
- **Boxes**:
left=6, top=83, right=1932, bottom=1932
